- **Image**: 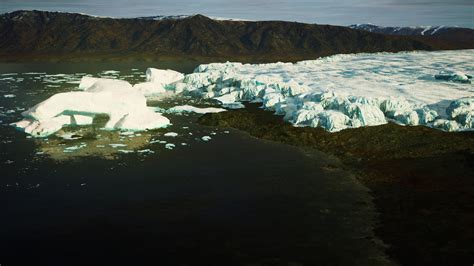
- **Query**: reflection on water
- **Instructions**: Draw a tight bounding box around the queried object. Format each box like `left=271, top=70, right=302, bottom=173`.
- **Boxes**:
left=32, top=101, right=226, bottom=161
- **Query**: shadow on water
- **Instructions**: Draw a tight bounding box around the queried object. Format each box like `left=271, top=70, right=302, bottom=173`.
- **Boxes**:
left=0, top=127, right=393, bottom=266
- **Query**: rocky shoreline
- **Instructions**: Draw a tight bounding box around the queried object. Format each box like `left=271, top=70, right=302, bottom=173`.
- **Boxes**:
left=199, top=103, right=474, bottom=265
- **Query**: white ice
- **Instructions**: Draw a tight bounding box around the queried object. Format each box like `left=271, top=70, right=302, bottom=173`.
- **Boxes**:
left=12, top=77, right=171, bottom=137
left=166, top=105, right=226, bottom=114
left=164, top=132, right=178, bottom=137
left=173, top=50, right=473, bottom=132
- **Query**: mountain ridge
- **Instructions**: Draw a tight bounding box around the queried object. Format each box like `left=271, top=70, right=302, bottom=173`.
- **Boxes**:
left=1, top=10, right=472, bottom=62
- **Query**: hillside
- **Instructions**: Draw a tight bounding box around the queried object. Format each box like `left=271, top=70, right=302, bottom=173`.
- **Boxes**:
left=0, top=10, right=473, bottom=62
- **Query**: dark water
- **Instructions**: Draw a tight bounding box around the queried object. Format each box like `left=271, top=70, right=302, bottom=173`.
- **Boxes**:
left=0, top=62, right=392, bottom=265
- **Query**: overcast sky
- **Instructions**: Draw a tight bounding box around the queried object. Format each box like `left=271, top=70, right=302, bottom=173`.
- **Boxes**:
left=1, top=0, right=473, bottom=27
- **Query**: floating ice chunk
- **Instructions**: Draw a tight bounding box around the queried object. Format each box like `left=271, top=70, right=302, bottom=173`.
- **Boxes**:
left=120, top=131, right=135, bottom=136
left=164, top=132, right=178, bottom=137
left=146, top=68, right=184, bottom=84
left=137, top=149, right=154, bottom=154
left=109, top=143, right=127, bottom=148
left=102, top=70, right=120, bottom=75
left=23, top=72, right=46, bottom=75
left=317, top=111, right=351, bottom=132
left=63, top=143, right=87, bottom=152
left=118, top=149, right=134, bottom=153
left=165, top=143, right=175, bottom=149
left=3, top=94, right=15, bottom=98
left=133, top=82, right=166, bottom=96
left=201, top=136, right=212, bottom=141
left=435, top=71, right=472, bottom=84
left=166, top=105, right=226, bottom=114
left=59, top=132, right=82, bottom=140
left=13, top=78, right=170, bottom=137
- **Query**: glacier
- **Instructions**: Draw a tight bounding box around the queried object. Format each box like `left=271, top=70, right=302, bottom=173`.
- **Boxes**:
left=10, top=50, right=474, bottom=137
left=167, top=50, right=473, bottom=132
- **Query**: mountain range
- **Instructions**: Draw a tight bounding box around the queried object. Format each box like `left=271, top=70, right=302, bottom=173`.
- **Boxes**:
left=0, top=10, right=472, bottom=62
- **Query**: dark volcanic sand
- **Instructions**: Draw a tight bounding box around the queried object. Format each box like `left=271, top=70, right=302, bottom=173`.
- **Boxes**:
left=199, top=103, right=474, bottom=266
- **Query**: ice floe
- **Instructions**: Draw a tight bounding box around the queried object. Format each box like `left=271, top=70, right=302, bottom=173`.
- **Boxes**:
left=12, top=77, right=171, bottom=137
left=165, top=143, right=175, bottom=149
left=201, top=136, right=212, bottom=141
left=164, top=132, right=178, bottom=137
left=166, top=105, right=226, bottom=114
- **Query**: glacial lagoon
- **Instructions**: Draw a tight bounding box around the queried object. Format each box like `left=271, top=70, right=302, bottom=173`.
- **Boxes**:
left=0, top=61, right=392, bottom=265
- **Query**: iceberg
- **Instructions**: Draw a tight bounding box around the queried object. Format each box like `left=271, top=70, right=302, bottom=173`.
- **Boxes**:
left=135, top=68, right=185, bottom=96
left=12, top=77, right=170, bottom=137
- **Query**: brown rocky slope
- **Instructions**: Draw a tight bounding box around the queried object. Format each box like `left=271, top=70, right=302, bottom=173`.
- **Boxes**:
left=0, top=10, right=472, bottom=62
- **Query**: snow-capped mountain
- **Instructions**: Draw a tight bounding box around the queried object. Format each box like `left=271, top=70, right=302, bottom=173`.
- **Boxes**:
left=349, top=23, right=472, bottom=36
